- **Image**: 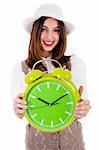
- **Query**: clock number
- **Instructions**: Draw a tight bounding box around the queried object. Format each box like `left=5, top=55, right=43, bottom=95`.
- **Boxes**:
left=59, top=118, right=64, bottom=124
left=66, top=102, right=73, bottom=104
left=40, top=119, right=44, bottom=126
left=29, top=95, right=36, bottom=99
left=47, top=82, right=50, bottom=89
left=31, top=113, right=37, bottom=119
left=36, top=86, right=41, bottom=92
left=51, top=121, right=54, bottom=128
left=65, top=111, right=72, bottom=115
left=56, top=83, right=61, bottom=90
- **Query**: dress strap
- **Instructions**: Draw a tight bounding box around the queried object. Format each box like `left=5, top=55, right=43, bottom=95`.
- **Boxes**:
left=21, top=61, right=31, bottom=75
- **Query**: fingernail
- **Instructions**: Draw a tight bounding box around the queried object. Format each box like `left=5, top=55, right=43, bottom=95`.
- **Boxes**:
left=23, top=100, right=27, bottom=104
left=76, top=103, right=79, bottom=106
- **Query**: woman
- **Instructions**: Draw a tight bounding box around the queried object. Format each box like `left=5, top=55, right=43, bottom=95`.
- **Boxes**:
left=12, top=3, right=91, bottom=150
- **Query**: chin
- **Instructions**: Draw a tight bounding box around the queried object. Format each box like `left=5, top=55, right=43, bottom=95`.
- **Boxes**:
left=42, top=47, right=53, bottom=52
left=43, top=45, right=56, bottom=52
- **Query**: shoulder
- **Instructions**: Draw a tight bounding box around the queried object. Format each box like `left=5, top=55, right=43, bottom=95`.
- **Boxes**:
left=12, top=62, right=25, bottom=77
left=11, top=62, right=27, bottom=98
left=12, top=62, right=21, bottom=70
left=58, top=55, right=71, bottom=63
left=12, top=62, right=22, bottom=72
left=70, top=54, right=85, bottom=65
left=70, top=54, right=86, bottom=73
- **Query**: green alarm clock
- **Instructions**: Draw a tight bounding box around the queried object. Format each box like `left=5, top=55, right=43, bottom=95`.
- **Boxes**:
left=24, top=59, right=80, bottom=132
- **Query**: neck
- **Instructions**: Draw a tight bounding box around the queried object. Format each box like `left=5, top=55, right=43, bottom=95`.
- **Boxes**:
left=42, top=51, right=51, bottom=58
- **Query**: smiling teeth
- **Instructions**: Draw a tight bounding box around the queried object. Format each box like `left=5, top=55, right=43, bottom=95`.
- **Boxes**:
left=44, top=41, right=53, bottom=45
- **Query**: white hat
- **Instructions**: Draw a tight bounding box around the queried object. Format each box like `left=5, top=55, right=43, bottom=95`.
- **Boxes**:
left=23, top=3, right=75, bottom=34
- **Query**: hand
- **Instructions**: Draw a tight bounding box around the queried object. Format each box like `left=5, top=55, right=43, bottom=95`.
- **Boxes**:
left=50, top=93, right=68, bottom=106
left=74, top=86, right=91, bottom=119
left=37, top=97, right=50, bottom=105
left=74, top=99, right=91, bottom=119
left=13, top=93, right=27, bottom=119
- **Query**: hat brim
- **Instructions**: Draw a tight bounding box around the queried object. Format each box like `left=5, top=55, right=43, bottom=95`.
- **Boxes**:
left=23, top=17, right=75, bottom=35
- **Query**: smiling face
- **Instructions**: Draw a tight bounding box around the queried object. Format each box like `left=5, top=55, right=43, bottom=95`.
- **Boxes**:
left=27, top=16, right=67, bottom=66
left=40, top=18, right=60, bottom=57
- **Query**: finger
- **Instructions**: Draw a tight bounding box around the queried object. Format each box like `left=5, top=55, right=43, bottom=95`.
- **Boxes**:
left=14, top=106, right=25, bottom=114
left=16, top=103, right=27, bottom=109
left=79, top=86, right=83, bottom=96
left=75, top=104, right=90, bottom=111
left=13, top=97, right=27, bottom=104
left=16, top=113, right=24, bottom=119
left=13, top=93, right=25, bottom=103
left=76, top=100, right=89, bottom=107
left=74, top=114, right=82, bottom=119
left=74, top=110, right=88, bottom=119
left=16, top=98, right=27, bottom=105
left=16, top=93, right=24, bottom=99
left=74, top=110, right=89, bottom=115
left=13, top=103, right=25, bottom=112
left=74, top=114, right=85, bottom=119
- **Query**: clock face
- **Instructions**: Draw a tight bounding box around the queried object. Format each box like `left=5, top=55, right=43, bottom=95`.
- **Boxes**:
left=25, top=77, right=79, bottom=132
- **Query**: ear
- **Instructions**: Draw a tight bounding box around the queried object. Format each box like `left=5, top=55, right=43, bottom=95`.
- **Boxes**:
left=79, top=86, right=83, bottom=96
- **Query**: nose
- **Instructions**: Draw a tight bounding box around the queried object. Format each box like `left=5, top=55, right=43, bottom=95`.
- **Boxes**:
left=46, top=31, right=53, bottom=40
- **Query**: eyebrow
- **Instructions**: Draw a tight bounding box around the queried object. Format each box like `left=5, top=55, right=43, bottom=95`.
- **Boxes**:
left=42, top=25, right=60, bottom=29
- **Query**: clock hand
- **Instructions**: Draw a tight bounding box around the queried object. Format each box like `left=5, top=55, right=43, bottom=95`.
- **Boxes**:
left=27, top=105, right=50, bottom=109
left=27, top=102, right=59, bottom=109
left=37, top=97, right=50, bottom=105
left=50, top=93, right=68, bottom=106
left=29, top=95, right=50, bottom=105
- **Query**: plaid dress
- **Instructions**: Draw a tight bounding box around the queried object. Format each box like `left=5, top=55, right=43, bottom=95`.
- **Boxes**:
left=21, top=56, right=85, bottom=150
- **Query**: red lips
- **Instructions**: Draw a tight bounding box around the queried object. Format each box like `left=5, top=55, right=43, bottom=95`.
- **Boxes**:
left=43, top=41, right=54, bottom=47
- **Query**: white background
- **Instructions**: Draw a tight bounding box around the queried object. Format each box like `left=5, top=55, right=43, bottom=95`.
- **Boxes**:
left=0, top=0, right=98, bottom=149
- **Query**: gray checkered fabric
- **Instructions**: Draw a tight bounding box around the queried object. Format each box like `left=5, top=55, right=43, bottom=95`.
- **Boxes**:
left=25, top=121, right=85, bottom=150
left=22, top=59, right=85, bottom=150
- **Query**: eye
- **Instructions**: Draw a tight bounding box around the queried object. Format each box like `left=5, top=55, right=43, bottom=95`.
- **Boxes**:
left=41, top=28, right=47, bottom=32
left=54, top=28, right=60, bottom=32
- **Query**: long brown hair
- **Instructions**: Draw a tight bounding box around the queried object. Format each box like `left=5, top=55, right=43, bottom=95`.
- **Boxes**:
left=25, top=16, right=67, bottom=68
